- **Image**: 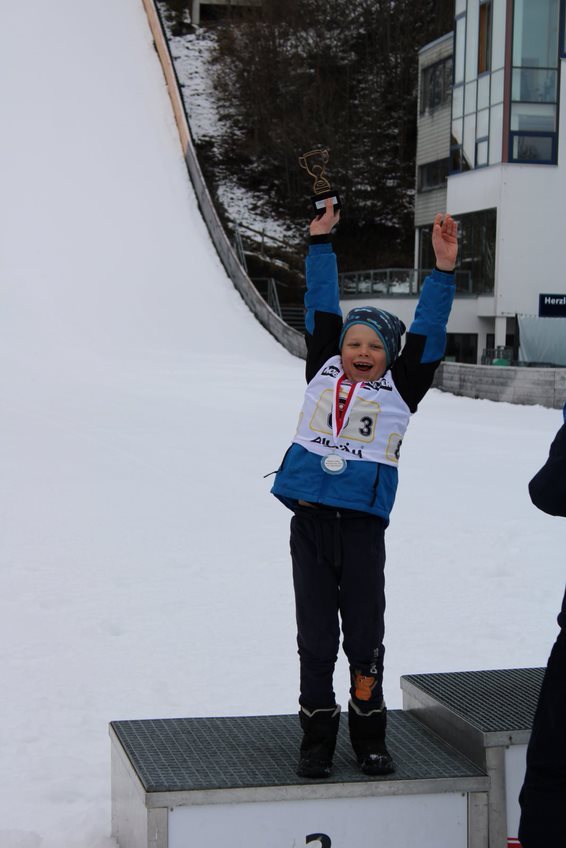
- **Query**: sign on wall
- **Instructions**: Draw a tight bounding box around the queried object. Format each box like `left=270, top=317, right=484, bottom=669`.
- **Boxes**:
left=539, top=293, right=566, bottom=317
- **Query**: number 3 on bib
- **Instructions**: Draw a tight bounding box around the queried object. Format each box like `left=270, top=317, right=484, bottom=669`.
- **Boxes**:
left=312, top=390, right=379, bottom=444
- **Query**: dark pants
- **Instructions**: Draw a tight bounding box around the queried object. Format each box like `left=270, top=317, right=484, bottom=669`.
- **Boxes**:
left=519, top=586, right=566, bottom=847
left=290, top=504, right=386, bottom=711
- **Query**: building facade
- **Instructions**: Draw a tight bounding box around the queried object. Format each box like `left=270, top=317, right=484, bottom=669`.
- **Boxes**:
left=415, top=34, right=452, bottom=255
left=414, top=0, right=566, bottom=364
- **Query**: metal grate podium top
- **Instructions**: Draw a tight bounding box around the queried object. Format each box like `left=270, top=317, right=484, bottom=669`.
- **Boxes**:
left=110, top=710, right=486, bottom=795
left=401, top=667, right=545, bottom=734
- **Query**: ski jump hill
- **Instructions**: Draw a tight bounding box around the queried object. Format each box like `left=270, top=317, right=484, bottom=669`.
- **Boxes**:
left=0, top=2, right=550, bottom=848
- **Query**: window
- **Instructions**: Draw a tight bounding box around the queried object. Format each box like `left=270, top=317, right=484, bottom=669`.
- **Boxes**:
left=417, top=159, right=449, bottom=192
left=486, top=333, right=516, bottom=350
left=449, top=134, right=472, bottom=174
left=454, top=14, right=466, bottom=85
left=420, top=57, right=453, bottom=114
left=510, top=0, right=560, bottom=162
left=511, top=103, right=556, bottom=132
left=512, top=68, right=558, bottom=103
left=513, top=0, right=559, bottom=69
left=419, top=209, right=497, bottom=295
left=445, top=334, right=478, bottom=364
left=476, top=139, right=489, bottom=167
left=510, top=133, right=556, bottom=162
left=451, top=110, right=472, bottom=173
left=478, top=1, right=493, bottom=74
left=454, top=209, right=497, bottom=294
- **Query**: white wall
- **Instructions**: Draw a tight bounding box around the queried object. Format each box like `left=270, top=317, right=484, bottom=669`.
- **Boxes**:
left=447, top=161, right=503, bottom=214
left=448, top=159, right=566, bottom=316
left=447, top=58, right=566, bottom=320
left=496, top=165, right=566, bottom=315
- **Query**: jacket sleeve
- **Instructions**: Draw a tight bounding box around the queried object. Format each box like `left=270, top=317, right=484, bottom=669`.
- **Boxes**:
left=304, top=238, right=343, bottom=383
left=391, top=268, right=456, bottom=412
left=529, top=416, right=566, bottom=517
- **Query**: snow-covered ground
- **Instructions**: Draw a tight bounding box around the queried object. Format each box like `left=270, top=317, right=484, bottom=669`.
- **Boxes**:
left=0, top=2, right=565, bottom=847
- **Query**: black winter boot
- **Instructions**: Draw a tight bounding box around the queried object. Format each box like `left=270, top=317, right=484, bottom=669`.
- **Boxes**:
left=297, top=705, right=341, bottom=778
left=348, top=699, right=395, bottom=776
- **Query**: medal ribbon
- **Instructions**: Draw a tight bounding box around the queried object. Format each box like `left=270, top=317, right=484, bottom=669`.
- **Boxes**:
left=332, top=374, right=364, bottom=441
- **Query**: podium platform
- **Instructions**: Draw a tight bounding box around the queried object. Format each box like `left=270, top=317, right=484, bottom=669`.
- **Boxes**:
left=110, top=710, right=488, bottom=848
left=111, top=667, right=545, bottom=848
left=401, top=667, right=545, bottom=848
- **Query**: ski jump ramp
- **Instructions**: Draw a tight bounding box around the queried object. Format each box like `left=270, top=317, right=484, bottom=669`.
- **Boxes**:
left=141, top=0, right=305, bottom=358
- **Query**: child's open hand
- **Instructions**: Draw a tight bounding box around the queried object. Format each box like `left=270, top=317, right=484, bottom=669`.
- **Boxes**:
left=309, top=198, right=340, bottom=236
left=432, top=213, right=458, bottom=272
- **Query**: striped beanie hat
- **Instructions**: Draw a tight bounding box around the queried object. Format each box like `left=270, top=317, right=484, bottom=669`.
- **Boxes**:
left=339, top=306, right=406, bottom=368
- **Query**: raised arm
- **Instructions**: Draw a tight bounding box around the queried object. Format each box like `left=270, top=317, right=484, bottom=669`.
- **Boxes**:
left=304, top=200, right=342, bottom=382
left=392, top=214, right=457, bottom=411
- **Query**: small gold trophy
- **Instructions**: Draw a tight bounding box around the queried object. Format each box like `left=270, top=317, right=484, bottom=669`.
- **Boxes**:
left=299, top=147, right=341, bottom=217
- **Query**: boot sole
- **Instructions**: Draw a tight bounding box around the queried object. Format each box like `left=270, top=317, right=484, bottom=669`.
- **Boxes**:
left=358, top=756, right=395, bottom=776
left=296, top=763, right=332, bottom=779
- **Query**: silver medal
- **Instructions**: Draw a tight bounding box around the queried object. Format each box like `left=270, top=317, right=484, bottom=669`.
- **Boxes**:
left=321, top=453, right=347, bottom=475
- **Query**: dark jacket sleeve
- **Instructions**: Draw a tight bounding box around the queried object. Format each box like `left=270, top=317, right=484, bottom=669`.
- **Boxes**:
left=529, top=420, right=566, bottom=517
left=304, top=238, right=343, bottom=383
left=391, top=268, right=455, bottom=412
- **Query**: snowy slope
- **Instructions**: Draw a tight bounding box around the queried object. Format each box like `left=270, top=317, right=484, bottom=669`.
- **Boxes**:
left=0, top=2, right=565, bottom=848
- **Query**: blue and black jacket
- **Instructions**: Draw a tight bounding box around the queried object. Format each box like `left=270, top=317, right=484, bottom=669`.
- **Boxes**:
left=271, top=237, right=455, bottom=523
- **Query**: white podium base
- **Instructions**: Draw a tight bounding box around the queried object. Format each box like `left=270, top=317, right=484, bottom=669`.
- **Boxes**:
left=110, top=710, right=488, bottom=848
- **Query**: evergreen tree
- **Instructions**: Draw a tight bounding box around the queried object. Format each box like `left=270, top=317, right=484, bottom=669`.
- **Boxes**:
left=211, top=0, right=453, bottom=268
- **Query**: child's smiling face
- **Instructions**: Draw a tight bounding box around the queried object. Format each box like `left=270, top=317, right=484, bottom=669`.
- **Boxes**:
left=341, top=324, right=387, bottom=382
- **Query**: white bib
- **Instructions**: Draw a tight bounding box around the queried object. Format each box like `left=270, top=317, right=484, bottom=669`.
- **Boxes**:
left=293, top=355, right=411, bottom=466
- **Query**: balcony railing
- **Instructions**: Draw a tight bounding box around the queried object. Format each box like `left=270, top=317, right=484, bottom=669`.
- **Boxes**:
left=338, top=268, right=474, bottom=297
left=481, top=346, right=513, bottom=366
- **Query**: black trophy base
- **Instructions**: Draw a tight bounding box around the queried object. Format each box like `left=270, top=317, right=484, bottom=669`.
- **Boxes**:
left=312, top=189, right=341, bottom=216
